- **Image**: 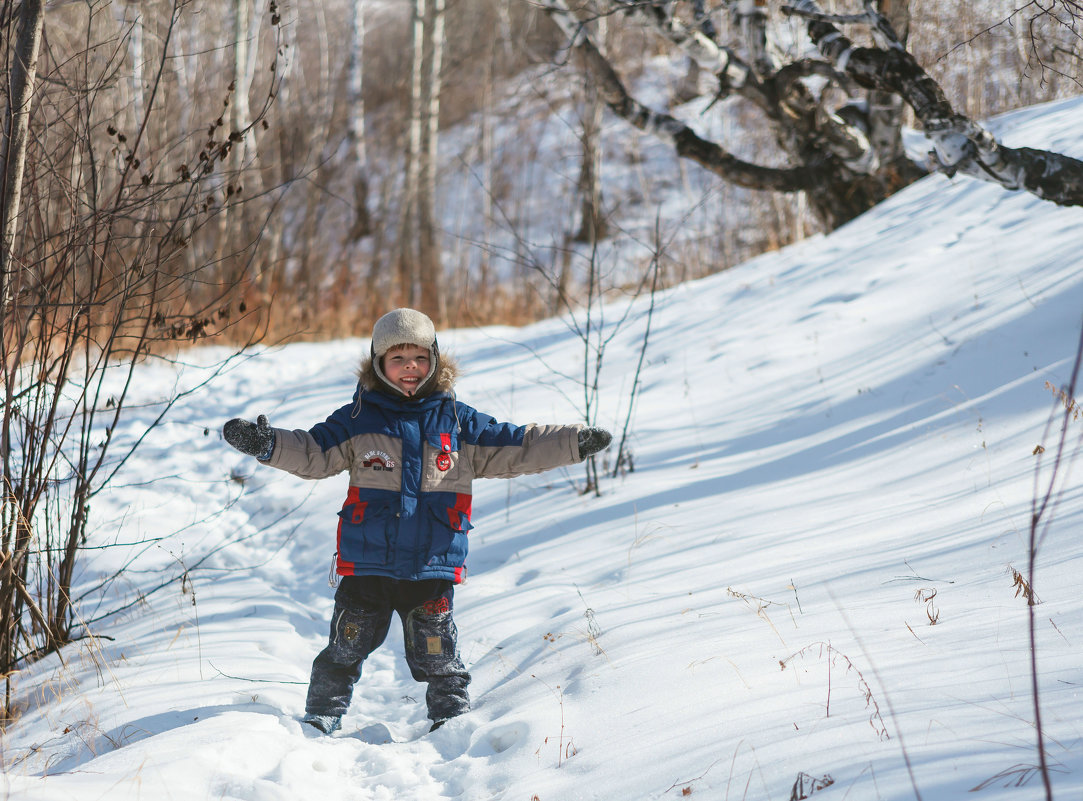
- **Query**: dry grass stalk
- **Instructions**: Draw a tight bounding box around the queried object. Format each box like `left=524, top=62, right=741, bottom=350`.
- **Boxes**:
left=972, top=762, right=1068, bottom=791
left=913, top=588, right=940, bottom=625
left=780, top=642, right=890, bottom=742
left=1044, top=381, right=1081, bottom=421
left=1009, top=566, right=1041, bottom=606
left=726, top=587, right=796, bottom=645
left=531, top=676, right=576, bottom=767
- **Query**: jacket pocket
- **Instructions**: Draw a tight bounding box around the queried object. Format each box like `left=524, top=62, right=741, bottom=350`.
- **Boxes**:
left=423, top=431, right=462, bottom=484
left=337, top=501, right=394, bottom=567
left=423, top=500, right=472, bottom=569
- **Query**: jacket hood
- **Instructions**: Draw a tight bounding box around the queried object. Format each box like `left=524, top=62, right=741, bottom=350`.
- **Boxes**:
left=358, top=352, right=459, bottom=400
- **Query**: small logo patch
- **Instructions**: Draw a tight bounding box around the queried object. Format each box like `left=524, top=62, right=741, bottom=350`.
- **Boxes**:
left=426, top=636, right=443, bottom=655
left=342, top=622, right=360, bottom=642
left=363, top=450, right=396, bottom=471
left=435, top=452, right=452, bottom=472
left=421, top=597, right=451, bottom=615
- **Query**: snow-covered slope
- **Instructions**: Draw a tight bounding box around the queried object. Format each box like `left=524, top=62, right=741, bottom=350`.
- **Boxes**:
left=3, top=97, right=1083, bottom=800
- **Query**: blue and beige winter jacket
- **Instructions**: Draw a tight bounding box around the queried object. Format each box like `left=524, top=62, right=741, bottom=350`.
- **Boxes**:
left=263, top=357, right=582, bottom=583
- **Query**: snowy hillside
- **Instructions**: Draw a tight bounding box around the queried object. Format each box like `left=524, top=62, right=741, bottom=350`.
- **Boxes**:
left=3, top=97, right=1083, bottom=801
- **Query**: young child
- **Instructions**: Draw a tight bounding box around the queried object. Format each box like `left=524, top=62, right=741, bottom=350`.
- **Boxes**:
left=223, top=308, right=611, bottom=734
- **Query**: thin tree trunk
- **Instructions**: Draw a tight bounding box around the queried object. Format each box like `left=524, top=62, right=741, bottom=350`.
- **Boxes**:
left=259, top=0, right=300, bottom=298
left=113, top=1, right=146, bottom=133
left=478, top=11, right=502, bottom=306
left=295, top=0, right=334, bottom=318
left=417, top=0, right=446, bottom=325
left=216, top=0, right=249, bottom=284
left=232, top=0, right=253, bottom=153
left=574, top=13, right=608, bottom=244
left=219, top=0, right=264, bottom=287
left=346, top=0, right=373, bottom=241
left=0, top=0, right=46, bottom=295
left=398, top=0, right=426, bottom=307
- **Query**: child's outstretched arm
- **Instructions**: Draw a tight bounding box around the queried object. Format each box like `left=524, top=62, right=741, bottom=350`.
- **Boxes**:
left=222, top=408, right=353, bottom=480
left=461, top=407, right=612, bottom=479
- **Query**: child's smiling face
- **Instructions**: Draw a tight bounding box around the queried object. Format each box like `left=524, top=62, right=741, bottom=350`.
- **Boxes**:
left=382, top=344, right=431, bottom=396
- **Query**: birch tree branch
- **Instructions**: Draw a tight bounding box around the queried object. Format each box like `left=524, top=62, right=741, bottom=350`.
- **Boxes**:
left=785, top=0, right=1083, bottom=206
left=542, top=0, right=839, bottom=193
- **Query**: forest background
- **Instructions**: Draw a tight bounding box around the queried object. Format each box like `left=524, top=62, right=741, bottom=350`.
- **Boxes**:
left=6, top=0, right=1083, bottom=344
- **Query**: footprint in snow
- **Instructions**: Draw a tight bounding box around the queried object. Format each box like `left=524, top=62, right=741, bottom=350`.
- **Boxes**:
left=357, top=722, right=395, bottom=744
left=468, top=722, right=525, bottom=757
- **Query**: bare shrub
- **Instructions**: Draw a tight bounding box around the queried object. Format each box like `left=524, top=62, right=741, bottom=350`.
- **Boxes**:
left=0, top=1, right=281, bottom=721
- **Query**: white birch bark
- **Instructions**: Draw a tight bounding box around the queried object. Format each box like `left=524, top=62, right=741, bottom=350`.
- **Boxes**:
left=232, top=0, right=252, bottom=144
left=791, top=0, right=1083, bottom=206
left=0, top=0, right=46, bottom=289
left=398, top=0, right=426, bottom=305
left=575, top=13, right=607, bottom=244
left=867, top=0, right=910, bottom=165
left=218, top=0, right=266, bottom=281
left=112, top=1, right=146, bottom=132
left=418, top=0, right=446, bottom=323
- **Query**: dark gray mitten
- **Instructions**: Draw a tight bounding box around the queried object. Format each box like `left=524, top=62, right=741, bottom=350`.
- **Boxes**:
left=223, top=414, right=275, bottom=460
left=577, top=427, right=612, bottom=459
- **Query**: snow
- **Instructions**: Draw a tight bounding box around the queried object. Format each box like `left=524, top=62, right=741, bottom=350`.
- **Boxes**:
left=4, top=96, right=1083, bottom=800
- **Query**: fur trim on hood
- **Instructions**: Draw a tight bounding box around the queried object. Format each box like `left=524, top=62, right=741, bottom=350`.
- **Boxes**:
left=358, top=352, right=459, bottom=399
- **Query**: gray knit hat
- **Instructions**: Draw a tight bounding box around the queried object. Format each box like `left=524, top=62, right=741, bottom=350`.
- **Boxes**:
left=370, top=308, right=440, bottom=397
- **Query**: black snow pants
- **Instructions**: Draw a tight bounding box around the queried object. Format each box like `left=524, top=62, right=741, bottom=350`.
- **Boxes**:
left=305, top=575, right=471, bottom=724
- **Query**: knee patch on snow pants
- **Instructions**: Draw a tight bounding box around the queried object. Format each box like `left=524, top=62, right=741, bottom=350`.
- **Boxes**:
left=305, top=598, right=391, bottom=717
left=405, top=607, right=458, bottom=672
left=329, top=605, right=389, bottom=664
